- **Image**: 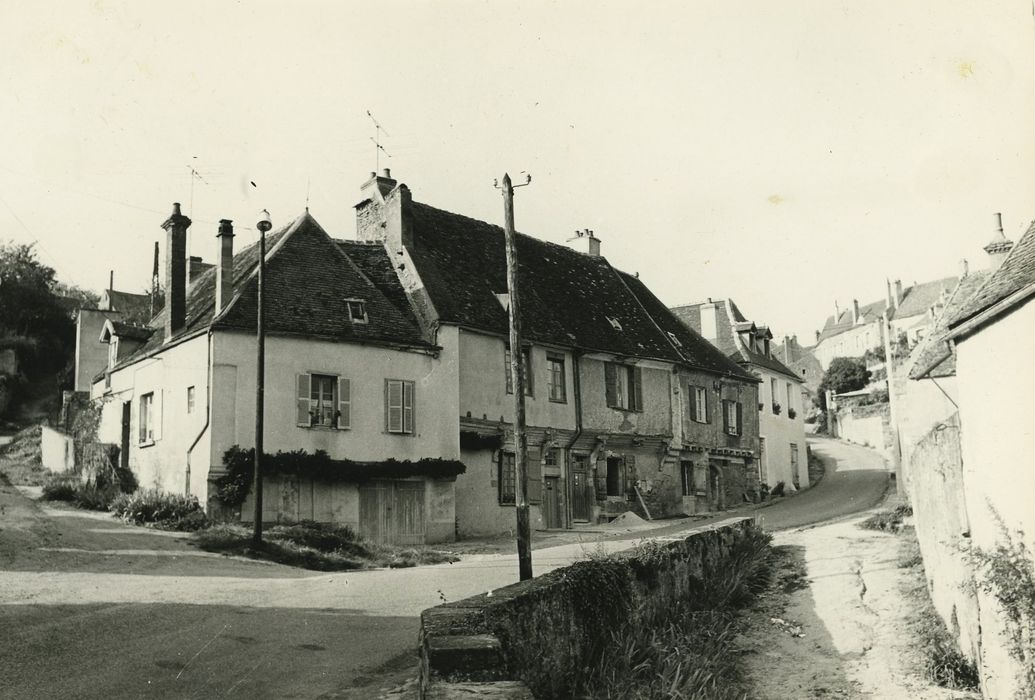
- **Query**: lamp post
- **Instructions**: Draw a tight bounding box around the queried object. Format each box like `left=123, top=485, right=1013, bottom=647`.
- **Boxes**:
left=252, top=209, right=272, bottom=548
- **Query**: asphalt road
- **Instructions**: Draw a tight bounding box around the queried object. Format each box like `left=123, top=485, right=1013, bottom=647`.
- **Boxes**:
left=0, top=436, right=889, bottom=699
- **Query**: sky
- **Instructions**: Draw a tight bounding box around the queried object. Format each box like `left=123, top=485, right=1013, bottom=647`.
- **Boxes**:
left=1, top=1, right=1033, bottom=342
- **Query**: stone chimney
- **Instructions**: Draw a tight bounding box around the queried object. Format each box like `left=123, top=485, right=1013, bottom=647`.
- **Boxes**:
left=356, top=169, right=398, bottom=241
left=834, top=300, right=841, bottom=322
left=565, top=229, right=601, bottom=257
left=984, top=212, right=1014, bottom=269
left=885, top=279, right=894, bottom=310
left=215, top=219, right=235, bottom=315
left=851, top=299, right=860, bottom=324
left=893, top=280, right=904, bottom=308
left=699, top=298, right=720, bottom=341
left=161, top=203, right=191, bottom=341
left=815, top=329, right=821, bottom=343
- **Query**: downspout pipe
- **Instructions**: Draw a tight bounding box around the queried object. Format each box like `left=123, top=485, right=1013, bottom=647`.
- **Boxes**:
left=185, top=331, right=213, bottom=497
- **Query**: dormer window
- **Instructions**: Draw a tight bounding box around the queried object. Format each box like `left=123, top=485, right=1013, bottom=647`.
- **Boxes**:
left=108, top=337, right=119, bottom=369
left=607, top=316, right=623, bottom=331
left=346, top=299, right=368, bottom=324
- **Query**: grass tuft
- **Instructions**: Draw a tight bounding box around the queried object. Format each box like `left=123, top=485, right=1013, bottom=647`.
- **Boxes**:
left=859, top=504, right=913, bottom=532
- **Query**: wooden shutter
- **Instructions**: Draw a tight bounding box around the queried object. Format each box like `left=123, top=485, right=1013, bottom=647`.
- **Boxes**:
left=624, top=455, right=637, bottom=500
left=403, top=381, right=414, bottom=433
left=137, top=396, right=146, bottom=444
left=526, top=449, right=542, bottom=505
left=631, top=367, right=643, bottom=411
left=604, top=363, right=618, bottom=407
left=296, top=374, right=311, bottom=426
left=689, top=385, right=698, bottom=422
left=154, top=390, right=163, bottom=441
left=703, top=388, right=710, bottom=423
left=386, top=380, right=403, bottom=432
left=722, top=400, right=730, bottom=434
left=337, top=377, right=351, bottom=429
left=735, top=402, right=743, bottom=436
left=593, top=461, right=607, bottom=500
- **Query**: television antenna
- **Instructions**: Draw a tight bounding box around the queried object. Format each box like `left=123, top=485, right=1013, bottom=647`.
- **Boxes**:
left=366, top=110, right=392, bottom=171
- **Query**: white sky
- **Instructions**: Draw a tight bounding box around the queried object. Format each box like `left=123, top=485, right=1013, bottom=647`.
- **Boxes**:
left=1, top=1, right=1032, bottom=341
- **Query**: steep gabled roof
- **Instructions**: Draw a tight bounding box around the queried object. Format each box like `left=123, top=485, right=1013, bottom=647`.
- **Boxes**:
left=893, top=276, right=958, bottom=320
left=335, top=240, right=423, bottom=330
left=102, top=289, right=153, bottom=322
left=908, top=270, right=992, bottom=380
left=672, top=299, right=801, bottom=382
left=947, top=220, right=1035, bottom=330
left=111, top=213, right=430, bottom=373
left=817, top=298, right=889, bottom=342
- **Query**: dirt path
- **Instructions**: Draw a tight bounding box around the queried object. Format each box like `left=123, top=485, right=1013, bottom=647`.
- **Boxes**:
left=739, top=514, right=980, bottom=699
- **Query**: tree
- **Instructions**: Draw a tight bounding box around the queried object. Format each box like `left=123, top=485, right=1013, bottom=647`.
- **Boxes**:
left=818, top=357, right=871, bottom=410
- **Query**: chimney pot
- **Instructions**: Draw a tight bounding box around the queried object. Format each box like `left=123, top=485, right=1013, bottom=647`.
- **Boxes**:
left=565, top=228, right=602, bottom=256
left=960, top=258, right=969, bottom=277
left=171, top=203, right=182, bottom=216
left=381, top=168, right=391, bottom=178
left=215, top=219, right=235, bottom=315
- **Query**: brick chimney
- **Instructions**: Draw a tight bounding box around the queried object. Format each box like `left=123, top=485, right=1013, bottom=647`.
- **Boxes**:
left=161, top=203, right=191, bottom=341
left=565, top=229, right=601, bottom=257
left=984, top=212, right=1014, bottom=269
left=188, top=256, right=214, bottom=282
left=851, top=299, right=860, bottom=324
left=215, top=219, right=235, bottom=315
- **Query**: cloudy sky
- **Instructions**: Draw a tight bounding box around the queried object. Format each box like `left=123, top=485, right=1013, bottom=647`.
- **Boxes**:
left=1, top=1, right=1032, bottom=341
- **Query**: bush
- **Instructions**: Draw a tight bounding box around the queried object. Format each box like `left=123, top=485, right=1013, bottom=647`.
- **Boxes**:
left=267, top=520, right=369, bottom=558
left=41, top=475, right=117, bottom=510
left=110, top=489, right=206, bottom=529
left=41, top=476, right=78, bottom=501
left=771, top=481, right=786, bottom=497
left=818, top=357, right=871, bottom=409
left=859, top=504, right=912, bottom=532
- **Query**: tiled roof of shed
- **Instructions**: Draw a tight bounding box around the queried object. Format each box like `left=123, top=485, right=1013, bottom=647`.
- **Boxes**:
left=405, top=201, right=754, bottom=379
left=907, top=271, right=991, bottom=379
left=947, top=220, right=1035, bottom=329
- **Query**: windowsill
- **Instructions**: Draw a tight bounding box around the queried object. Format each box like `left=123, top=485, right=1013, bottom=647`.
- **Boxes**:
left=691, top=418, right=709, bottom=425
left=608, top=406, right=644, bottom=414
left=299, top=424, right=349, bottom=431
left=548, top=398, right=568, bottom=404
left=385, top=431, right=415, bottom=436
left=138, top=440, right=155, bottom=449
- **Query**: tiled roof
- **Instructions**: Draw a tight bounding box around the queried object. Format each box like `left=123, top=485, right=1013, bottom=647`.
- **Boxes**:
left=334, top=240, right=423, bottom=330
left=947, top=220, right=1035, bottom=329
left=103, top=289, right=153, bottom=324
left=817, top=299, right=888, bottom=342
left=405, top=201, right=754, bottom=379
left=109, top=320, right=152, bottom=342
left=113, top=213, right=430, bottom=372
left=672, top=299, right=801, bottom=382
left=893, top=276, right=958, bottom=320
left=907, top=271, right=991, bottom=379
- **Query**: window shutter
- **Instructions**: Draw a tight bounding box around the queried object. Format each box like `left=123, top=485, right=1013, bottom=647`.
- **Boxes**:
left=337, top=377, right=351, bottom=429
left=689, top=386, right=698, bottom=423
left=631, top=367, right=643, bottom=411
left=703, top=389, right=710, bottom=423
left=386, top=380, right=403, bottom=432
left=593, top=461, right=607, bottom=500
left=735, top=402, right=743, bottom=436
left=624, top=455, right=637, bottom=500
left=527, top=450, right=542, bottom=505
left=403, top=381, right=414, bottom=433
left=604, top=363, right=618, bottom=407
left=722, top=400, right=730, bottom=434
left=137, top=398, right=146, bottom=444
left=296, top=374, right=311, bottom=426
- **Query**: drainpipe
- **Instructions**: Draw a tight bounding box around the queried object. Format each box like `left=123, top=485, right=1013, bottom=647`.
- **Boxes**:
left=185, top=331, right=213, bottom=497
left=565, top=351, right=584, bottom=528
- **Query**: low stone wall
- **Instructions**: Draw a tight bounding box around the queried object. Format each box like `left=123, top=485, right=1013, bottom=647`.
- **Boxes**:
left=419, top=517, right=756, bottom=699
left=833, top=402, right=891, bottom=457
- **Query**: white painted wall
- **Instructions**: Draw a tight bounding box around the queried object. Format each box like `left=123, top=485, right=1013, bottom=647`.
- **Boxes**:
left=756, top=369, right=808, bottom=490
left=813, top=321, right=880, bottom=369
left=92, top=333, right=211, bottom=502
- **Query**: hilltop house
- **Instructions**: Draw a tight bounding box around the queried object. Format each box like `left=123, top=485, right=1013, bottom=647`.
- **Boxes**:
left=671, top=299, right=808, bottom=492
left=812, top=276, right=958, bottom=370
left=86, top=171, right=763, bottom=541
left=73, top=287, right=155, bottom=393
left=353, top=170, right=761, bottom=535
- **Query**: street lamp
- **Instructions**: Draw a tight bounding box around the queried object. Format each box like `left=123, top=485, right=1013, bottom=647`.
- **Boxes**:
left=252, top=209, right=272, bottom=548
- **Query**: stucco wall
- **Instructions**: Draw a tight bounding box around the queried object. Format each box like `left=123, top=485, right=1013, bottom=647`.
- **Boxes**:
left=895, top=373, right=957, bottom=498
left=455, top=447, right=546, bottom=538
left=40, top=426, right=74, bottom=474
left=580, top=356, right=671, bottom=436
left=93, top=334, right=211, bottom=502
left=457, top=330, right=575, bottom=431
left=955, top=298, right=1035, bottom=698
left=814, top=321, right=881, bottom=370
left=75, top=309, right=118, bottom=393
left=756, top=369, right=808, bottom=490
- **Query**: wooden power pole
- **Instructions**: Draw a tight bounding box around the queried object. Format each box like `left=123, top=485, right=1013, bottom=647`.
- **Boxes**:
left=252, top=210, right=272, bottom=548
left=498, top=172, right=533, bottom=581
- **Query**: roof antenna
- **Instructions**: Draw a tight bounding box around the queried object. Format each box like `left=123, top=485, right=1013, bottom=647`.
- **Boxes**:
left=187, top=156, right=207, bottom=218
left=366, top=110, right=392, bottom=171
left=305, top=176, right=311, bottom=213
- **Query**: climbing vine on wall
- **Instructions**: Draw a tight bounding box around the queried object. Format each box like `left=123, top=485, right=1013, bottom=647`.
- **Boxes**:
left=213, top=446, right=467, bottom=508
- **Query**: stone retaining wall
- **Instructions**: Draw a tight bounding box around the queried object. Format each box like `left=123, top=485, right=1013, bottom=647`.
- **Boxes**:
left=419, top=517, right=756, bottom=699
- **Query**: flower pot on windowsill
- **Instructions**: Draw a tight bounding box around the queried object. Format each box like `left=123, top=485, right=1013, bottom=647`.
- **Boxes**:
left=772, top=403, right=782, bottom=416
left=788, top=408, right=797, bottom=419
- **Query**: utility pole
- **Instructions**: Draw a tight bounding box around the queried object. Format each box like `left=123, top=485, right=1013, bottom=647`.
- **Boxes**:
left=497, top=172, right=533, bottom=581
left=252, top=209, right=272, bottom=548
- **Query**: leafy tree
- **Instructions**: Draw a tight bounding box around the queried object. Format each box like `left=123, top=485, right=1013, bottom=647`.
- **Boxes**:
left=818, top=357, right=872, bottom=409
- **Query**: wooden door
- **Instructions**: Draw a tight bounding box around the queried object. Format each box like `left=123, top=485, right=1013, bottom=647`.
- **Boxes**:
left=359, top=480, right=426, bottom=545
left=542, top=476, right=562, bottom=529
left=359, top=481, right=390, bottom=544
left=571, top=461, right=592, bottom=522
left=119, top=401, right=131, bottom=470
left=393, top=481, right=426, bottom=546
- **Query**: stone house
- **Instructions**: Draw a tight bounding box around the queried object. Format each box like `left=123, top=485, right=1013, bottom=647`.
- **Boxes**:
left=904, top=214, right=1031, bottom=697
left=92, top=207, right=458, bottom=544
left=352, top=170, right=760, bottom=535
left=671, top=299, right=808, bottom=492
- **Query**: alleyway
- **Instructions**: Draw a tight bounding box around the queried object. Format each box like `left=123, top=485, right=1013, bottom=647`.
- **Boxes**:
left=0, top=437, right=892, bottom=698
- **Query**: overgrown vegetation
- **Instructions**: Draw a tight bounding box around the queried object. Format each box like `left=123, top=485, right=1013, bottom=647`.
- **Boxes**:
left=41, top=475, right=120, bottom=511
left=967, top=512, right=1035, bottom=688
left=898, top=526, right=980, bottom=691
left=572, top=528, right=773, bottom=700
left=193, top=520, right=460, bottom=571
left=213, top=446, right=467, bottom=508
left=0, top=424, right=45, bottom=485
left=859, top=504, right=913, bottom=532
left=817, top=357, right=871, bottom=410
left=110, top=489, right=209, bottom=531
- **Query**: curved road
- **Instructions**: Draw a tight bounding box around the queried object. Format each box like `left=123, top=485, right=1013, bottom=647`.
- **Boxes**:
left=0, top=437, right=889, bottom=698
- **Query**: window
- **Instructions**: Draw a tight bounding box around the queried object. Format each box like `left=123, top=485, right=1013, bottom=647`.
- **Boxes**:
left=346, top=299, right=368, bottom=324
left=606, top=457, right=623, bottom=496
left=606, top=316, right=623, bottom=331
left=499, top=451, right=516, bottom=505
left=790, top=443, right=800, bottom=486
left=186, top=386, right=195, bottom=414
left=680, top=460, right=693, bottom=496
left=385, top=379, right=414, bottom=434
left=296, top=373, right=351, bottom=429
left=722, top=400, right=742, bottom=436
left=786, top=383, right=794, bottom=415
left=138, top=392, right=154, bottom=444
left=770, top=378, right=778, bottom=412
left=689, top=385, right=709, bottom=423
left=547, top=355, right=566, bottom=402
left=605, top=362, right=643, bottom=411
left=108, top=338, right=119, bottom=369
left=504, top=347, right=533, bottom=396
left=544, top=447, right=560, bottom=467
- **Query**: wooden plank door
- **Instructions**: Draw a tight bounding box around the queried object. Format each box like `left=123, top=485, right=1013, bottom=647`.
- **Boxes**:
left=393, top=481, right=426, bottom=546
left=542, top=476, right=562, bottom=529
left=359, top=481, right=390, bottom=544
left=571, top=461, right=591, bottom=522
